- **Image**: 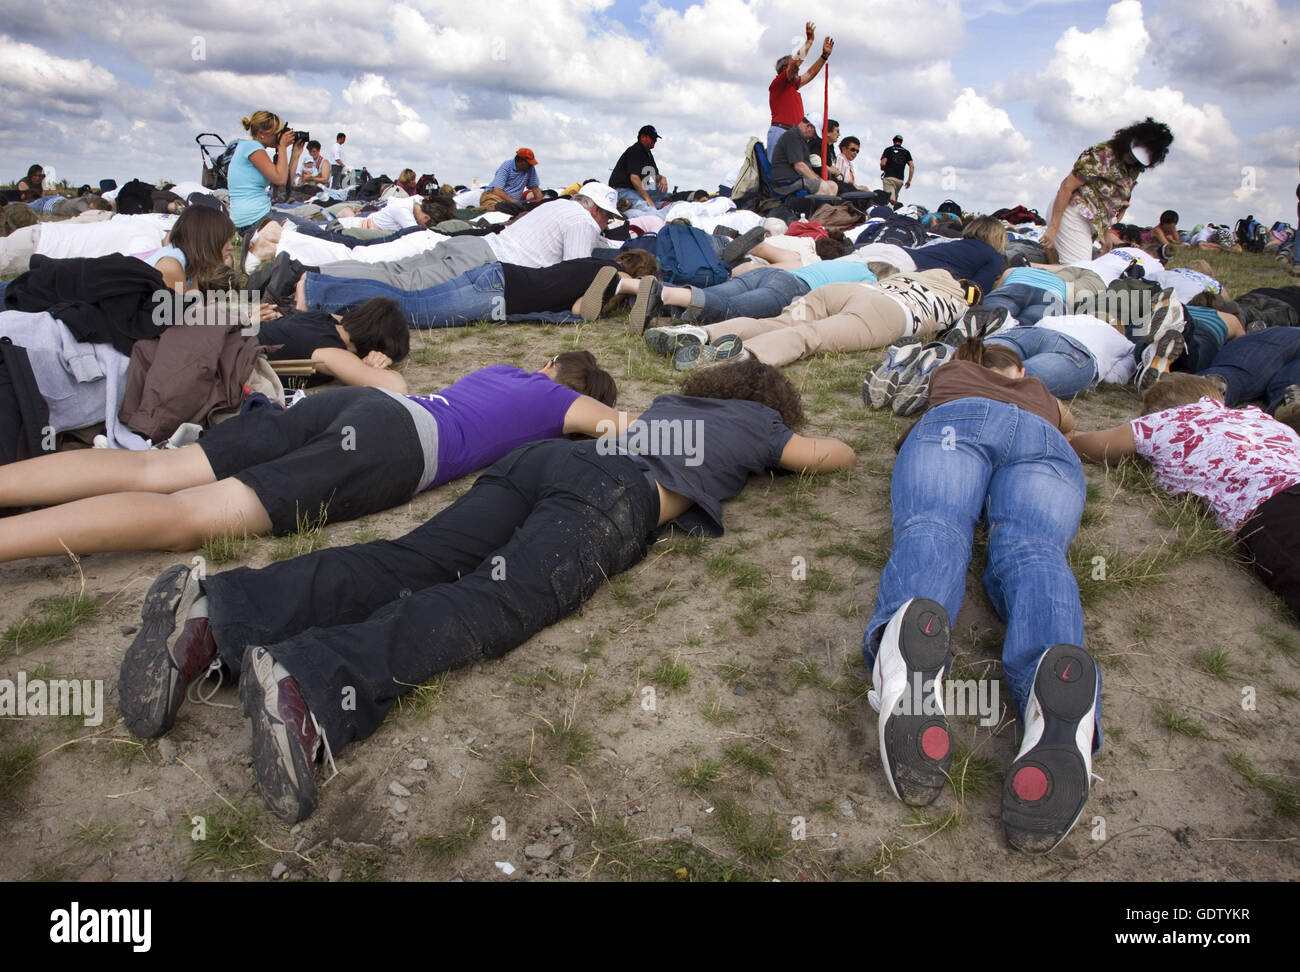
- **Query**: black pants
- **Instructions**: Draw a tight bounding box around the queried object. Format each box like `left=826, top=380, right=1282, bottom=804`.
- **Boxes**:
left=203, top=440, right=660, bottom=750
left=1236, top=486, right=1300, bottom=620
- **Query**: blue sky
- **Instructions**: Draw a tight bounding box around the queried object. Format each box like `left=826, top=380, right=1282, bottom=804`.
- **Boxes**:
left=1, top=0, right=1296, bottom=229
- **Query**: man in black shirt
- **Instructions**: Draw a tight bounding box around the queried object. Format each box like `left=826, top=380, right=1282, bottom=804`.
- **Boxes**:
left=806, top=118, right=840, bottom=177
left=770, top=118, right=837, bottom=197
left=880, top=134, right=914, bottom=202
left=610, top=125, right=667, bottom=216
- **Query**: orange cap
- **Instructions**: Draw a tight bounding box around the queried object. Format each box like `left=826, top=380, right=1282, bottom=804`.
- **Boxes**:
left=515, top=148, right=538, bottom=165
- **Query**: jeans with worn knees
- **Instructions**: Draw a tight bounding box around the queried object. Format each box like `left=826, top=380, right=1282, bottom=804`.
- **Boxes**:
left=862, top=399, right=1100, bottom=749
left=303, top=262, right=506, bottom=327
left=681, top=267, right=811, bottom=323
left=986, top=327, right=1097, bottom=398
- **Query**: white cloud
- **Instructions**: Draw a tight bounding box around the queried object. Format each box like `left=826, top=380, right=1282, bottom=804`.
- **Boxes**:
left=1148, top=0, right=1298, bottom=93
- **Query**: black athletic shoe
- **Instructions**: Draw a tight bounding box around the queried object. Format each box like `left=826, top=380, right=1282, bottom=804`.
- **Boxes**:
left=240, top=646, right=325, bottom=824
left=1002, top=644, right=1098, bottom=854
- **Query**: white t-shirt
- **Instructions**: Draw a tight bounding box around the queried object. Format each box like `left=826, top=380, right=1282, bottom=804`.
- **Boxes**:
left=169, top=181, right=215, bottom=199
left=35, top=214, right=175, bottom=260
left=1037, top=314, right=1136, bottom=385
left=275, top=222, right=446, bottom=266
left=327, top=141, right=346, bottom=166
left=1146, top=267, right=1221, bottom=303
left=484, top=199, right=602, bottom=267
left=365, top=196, right=420, bottom=233
left=1131, top=397, right=1300, bottom=532
left=1074, top=246, right=1163, bottom=284
left=762, top=234, right=819, bottom=267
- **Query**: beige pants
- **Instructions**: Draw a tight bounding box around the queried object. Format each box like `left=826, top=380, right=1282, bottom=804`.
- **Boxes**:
left=704, top=283, right=910, bottom=367
left=882, top=176, right=904, bottom=201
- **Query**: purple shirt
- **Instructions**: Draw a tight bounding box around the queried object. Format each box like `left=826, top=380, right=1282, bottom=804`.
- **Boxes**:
left=408, top=365, right=580, bottom=486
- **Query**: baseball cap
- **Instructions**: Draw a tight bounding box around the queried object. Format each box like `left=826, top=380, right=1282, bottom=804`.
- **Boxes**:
left=1131, top=144, right=1152, bottom=167
left=515, top=147, right=538, bottom=165
left=578, top=181, right=622, bottom=217
left=638, top=125, right=662, bottom=140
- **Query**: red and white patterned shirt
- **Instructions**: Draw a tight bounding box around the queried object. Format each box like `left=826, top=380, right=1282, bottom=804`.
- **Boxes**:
left=1131, top=397, right=1300, bottom=532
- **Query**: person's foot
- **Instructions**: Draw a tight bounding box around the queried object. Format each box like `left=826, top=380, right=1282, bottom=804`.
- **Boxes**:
left=1135, top=329, right=1186, bottom=391
left=645, top=323, right=708, bottom=356
left=891, top=343, right=954, bottom=416
left=629, top=276, right=664, bottom=332
left=869, top=598, right=953, bottom=806
left=1273, top=385, right=1300, bottom=434
left=959, top=305, right=1011, bottom=339
left=239, top=646, right=325, bottom=824
left=1144, top=287, right=1183, bottom=341
left=1001, top=644, right=1097, bottom=854
left=673, top=335, right=747, bottom=371
left=578, top=265, right=619, bottom=321
left=722, top=226, right=767, bottom=267
left=861, top=340, right=925, bottom=409
left=119, top=564, right=218, bottom=738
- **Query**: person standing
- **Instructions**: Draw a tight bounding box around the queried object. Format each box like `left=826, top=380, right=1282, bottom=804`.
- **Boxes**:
left=767, top=22, right=833, bottom=159
left=1041, top=117, right=1174, bottom=266
left=610, top=125, right=668, bottom=217
left=880, top=135, right=913, bottom=202
left=327, top=132, right=348, bottom=189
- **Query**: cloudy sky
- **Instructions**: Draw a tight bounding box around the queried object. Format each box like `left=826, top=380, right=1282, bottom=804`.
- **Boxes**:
left=2, top=0, right=1296, bottom=229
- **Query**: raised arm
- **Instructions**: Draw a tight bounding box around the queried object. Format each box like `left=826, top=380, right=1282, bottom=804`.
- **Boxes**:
left=798, top=37, right=833, bottom=86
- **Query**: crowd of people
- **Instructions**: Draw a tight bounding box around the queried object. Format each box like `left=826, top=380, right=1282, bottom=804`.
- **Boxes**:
left=2, top=36, right=1299, bottom=858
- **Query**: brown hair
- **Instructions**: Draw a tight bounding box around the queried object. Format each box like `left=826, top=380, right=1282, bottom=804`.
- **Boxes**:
left=339, top=298, right=410, bottom=363
left=551, top=349, right=617, bottom=406
left=814, top=231, right=852, bottom=260
left=614, top=249, right=660, bottom=279
left=418, top=194, right=456, bottom=225
left=962, top=215, right=1008, bottom=254
left=678, top=358, right=806, bottom=429
left=953, top=336, right=1023, bottom=373
left=1140, top=372, right=1223, bottom=415
left=169, top=205, right=236, bottom=291
left=398, top=168, right=417, bottom=184
left=241, top=111, right=283, bottom=137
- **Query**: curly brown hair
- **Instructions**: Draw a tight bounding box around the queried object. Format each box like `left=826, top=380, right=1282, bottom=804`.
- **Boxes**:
left=678, top=358, right=806, bottom=429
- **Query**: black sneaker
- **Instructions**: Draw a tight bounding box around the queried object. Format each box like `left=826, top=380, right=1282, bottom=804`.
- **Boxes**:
left=119, top=564, right=218, bottom=738
left=1001, top=644, right=1097, bottom=854
left=629, top=276, right=664, bottom=332
left=869, top=598, right=953, bottom=807
left=240, top=646, right=326, bottom=824
left=722, top=226, right=766, bottom=267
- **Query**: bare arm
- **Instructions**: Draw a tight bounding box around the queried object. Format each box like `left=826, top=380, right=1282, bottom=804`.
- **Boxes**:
left=311, top=347, right=409, bottom=393
left=154, top=256, right=186, bottom=292
left=564, top=397, right=642, bottom=438
left=1057, top=399, right=1076, bottom=436
left=798, top=38, right=832, bottom=86
left=779, top=433, right=856, bottom=473
left=905, top=160, right=914, bottom=188
left=1042, top=172, right=1085, bottom=248
left=1070, top=423, right=1137, bottom=464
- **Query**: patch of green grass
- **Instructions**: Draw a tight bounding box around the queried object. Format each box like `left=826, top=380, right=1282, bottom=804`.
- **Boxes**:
left=735, top=589, right=777, bottom=635
left=706, top=551, right=741, bottom=579
left=1193, top=647, right=1233, bottom=681
left=416, top=810, right=485, bottom=860
left=1272, top=683, right=1300, bottom=701
left=582, top=633, right=607, bottom=661
left=1153, top=700, right=1212, bottom=740
left=817, top=534, right=891, bottom=570
left=1, top=594, right=99, bottom=661
left=1256, top=624, right=1299, bottom=664
left=712, top=797, right=788, bottom=864
left=350, top=527, right=383, bottom=545
left=716, top=660, right=754, bottom=691
left=673, top=758, right=725, bottom=794
left=72, top=820, right=118, bottom=847
left=699, top=692, right=738, bottom=725
left=1227, top=752, right=1299, bottom=818
left=497, top=751, right=545, bottom=790
left=847, top=838, right=910, bottom=880
left=722, top=743, right=776, bottom=779
left=200, top=532, right=255, bottom=565
left=342, top=847, right=388, bottom=881
left=104, top=736, right=153, bottom=771
left=186, top=803, right=273, bottom=872
left=511, top=666, right=564, bottom=688
left=666, top=534, right=706, bottom=557
left=729, top=563, right=764, bottom=590
left=393, top=672, right=449, bottom=717
left=648, top=655, right=690, bottom=692
left=586, top=818, right=755, bottom=881
left=596, top=689, right=635, bottom=714
left=269, top=509, right=329, bottom=562
left=545, top=715, right=596, bottom=767
left=789, top=658, right=830, bottom=693
left=948, top=743, right=996, bottom=802
left=0, top=742, right=40, bottom=803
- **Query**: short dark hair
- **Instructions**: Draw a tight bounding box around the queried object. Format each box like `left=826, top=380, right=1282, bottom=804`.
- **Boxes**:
left=338, top=298, right=409, bottom=362
left=840, top=136, right=861, bottom=151
left=1110, top=117, right=1173, bottom=168
left=419, top=195, right=456, bottom=225
left=552, top=350, right=617, bottom=407
left=1160, top=210, right=1179, bottom=225
left=826, top=118, right=839, bottom=131
left=307, top=140, right=322, bottom=152
left=336, top=132, right=346, bottom=141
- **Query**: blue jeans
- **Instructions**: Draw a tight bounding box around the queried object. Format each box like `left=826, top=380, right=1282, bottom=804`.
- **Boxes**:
left=303, top=262, right=506, bottom=328
left=1200, top=326, right=1300, bottom=412
left=616, top=188, right=663, bottom=217
left=681, top=267, right=811, bottom=323
left=983, top=283, right=1068, bottom=327
left=863, top=399, right=1100, bottom=747
left=986, top=327, right=1097, bottom=398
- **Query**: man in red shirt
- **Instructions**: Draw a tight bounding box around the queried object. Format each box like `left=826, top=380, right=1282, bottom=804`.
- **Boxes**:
left=767, top=21, right=834, bottom=160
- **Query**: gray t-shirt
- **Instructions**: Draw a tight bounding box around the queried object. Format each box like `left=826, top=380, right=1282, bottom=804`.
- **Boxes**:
left=616, top=395, right=795, bottom=537
left=770, top=128, right=813, bottom=193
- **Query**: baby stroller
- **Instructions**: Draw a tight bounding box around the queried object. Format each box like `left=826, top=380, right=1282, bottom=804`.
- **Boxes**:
left=198, top=133, right=236, bottom=191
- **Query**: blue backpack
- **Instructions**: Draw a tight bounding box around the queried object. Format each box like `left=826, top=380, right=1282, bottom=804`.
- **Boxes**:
left=654, top=224, right=731, bottom=287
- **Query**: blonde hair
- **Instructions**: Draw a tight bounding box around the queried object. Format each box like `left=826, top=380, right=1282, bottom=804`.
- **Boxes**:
left=241, top=111, right=283, bottom=137
left=962, top=215, right=1008, bottom=254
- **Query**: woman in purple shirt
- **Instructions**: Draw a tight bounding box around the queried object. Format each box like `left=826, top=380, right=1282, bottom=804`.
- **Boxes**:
left=0, top=352, right=620, bottom=561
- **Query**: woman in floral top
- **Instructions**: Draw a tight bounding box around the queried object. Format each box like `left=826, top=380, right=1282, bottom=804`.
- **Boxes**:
left=1070, top=372, right=1300, bottom=619
left=1043, top=118, right=1174, bottom=266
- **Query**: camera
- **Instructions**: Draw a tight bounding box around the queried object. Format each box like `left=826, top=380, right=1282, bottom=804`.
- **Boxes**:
left=279, top=124, right=310, bottom=143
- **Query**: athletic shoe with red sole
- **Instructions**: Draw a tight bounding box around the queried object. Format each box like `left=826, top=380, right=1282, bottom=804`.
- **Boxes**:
left=1001, top=643, right=1098, bottom=854
left=869, top=598, right=953, bottom=806
left=240, top=646, right=323, bottom=824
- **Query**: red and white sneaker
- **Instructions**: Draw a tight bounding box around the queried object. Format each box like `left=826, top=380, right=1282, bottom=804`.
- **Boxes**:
left=1002, top=644, right=1098, bottom=854
left=869, top=598, right=953, bottom=806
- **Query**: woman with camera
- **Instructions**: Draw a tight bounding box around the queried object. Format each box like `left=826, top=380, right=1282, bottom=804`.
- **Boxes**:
left=229, top=110, right=305, bottom=244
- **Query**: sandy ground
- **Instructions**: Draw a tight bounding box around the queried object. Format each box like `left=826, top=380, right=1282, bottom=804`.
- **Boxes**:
left=1, top=272, right=1297, bottom=883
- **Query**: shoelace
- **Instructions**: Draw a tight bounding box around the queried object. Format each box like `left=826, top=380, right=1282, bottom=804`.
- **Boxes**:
left=186, top=657, right=235, bottom=711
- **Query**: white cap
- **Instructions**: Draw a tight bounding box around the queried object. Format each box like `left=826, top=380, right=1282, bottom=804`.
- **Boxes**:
left=577, top=181, right=621, bottom=216
left=1131, top=144, right=1152, bottom=167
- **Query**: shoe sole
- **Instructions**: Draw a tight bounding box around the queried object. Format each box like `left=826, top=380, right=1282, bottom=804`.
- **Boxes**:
left=891, top=347, right=949, bottom=416
left=629, top=276, right=660, bottom=333
left=1002, top=644, right=1097, bottom=854
left=1136, top=330, right=1186, bottom=390
left=119, top=564, right=201, bottom=739
left=239, top=647, right=319, bottom=824
left=577, top=266, right=618, bottom=321
left=645, top=327, right=705, bottom=357
left=722, top=227, right=766, bottom=267
left=878, top=598, right=953, bottom=807
left=674, top=336, right=743, bottom=371
left=1145, top=288, right=1181, bottom=339
left=863, top=365, right=900, bottom=409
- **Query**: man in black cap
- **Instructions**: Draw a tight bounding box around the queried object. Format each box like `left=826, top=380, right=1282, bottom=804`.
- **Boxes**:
left=880, top=135, right=914, bottom=202
left=610, top=125, right=668, bottom=216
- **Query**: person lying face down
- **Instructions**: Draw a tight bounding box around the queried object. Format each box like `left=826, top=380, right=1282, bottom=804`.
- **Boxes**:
left=0, top=350, right=623, bottom=563
left=115, top=358, right=854, bottom=824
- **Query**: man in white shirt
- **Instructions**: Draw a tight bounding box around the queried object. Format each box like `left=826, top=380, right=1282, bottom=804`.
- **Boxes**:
left=327, top=133, right=347, bottom=189
left=308, top=182, right=623, bottom=290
